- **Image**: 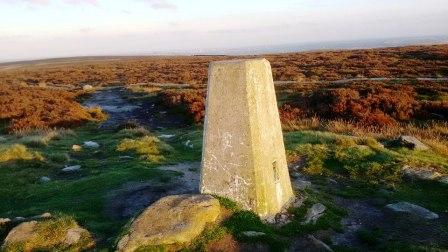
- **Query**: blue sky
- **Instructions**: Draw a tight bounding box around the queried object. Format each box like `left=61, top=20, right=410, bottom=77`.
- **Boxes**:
left=0, top=0, right=447, bottom=61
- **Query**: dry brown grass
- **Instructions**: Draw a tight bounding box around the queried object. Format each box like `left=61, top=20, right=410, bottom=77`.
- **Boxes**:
left=1, top=44, right=447, bottom=87
left=0, top=85, right=107, bottom=133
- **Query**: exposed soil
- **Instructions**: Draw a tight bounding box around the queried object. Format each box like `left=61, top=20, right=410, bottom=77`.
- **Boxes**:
left=82, top=87, right=190, bottom=129
left=105, top=162, right=200, bottom=219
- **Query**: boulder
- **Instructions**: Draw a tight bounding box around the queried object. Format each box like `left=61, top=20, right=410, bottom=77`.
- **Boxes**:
left=401, top=165, right=442, bottom=181
left=386, top=202, right=439, bottom=220
left=398, top=136, right=429, bottom=151
left=302, top=203, right=326, bottom=225
left=117, top=194, right=221, bottom=252
left=2, top=218, right=94, bottom=251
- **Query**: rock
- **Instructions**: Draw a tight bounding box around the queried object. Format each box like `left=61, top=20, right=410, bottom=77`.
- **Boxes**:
left=273, top=212, right=293, bottom=226
left=307, top=235, right=334, bottom=252
left=83, top=141, right=99, bottom=148
left=401, top=165, right=442, bottom=181
left=13, top=217, right=25, bottom=222
left=302, top=203, right=326, bottom=224
left=64, top=227, right=84, bottom=245
left=290, top=172, right=301, bottom=179
left=386, top=202, right=439, bottom=220
left=242, top=231, right=266, bottom=238
left=292, top=195, right=306, bottom=208
left=40, top=176, right=51, bottom=183
left=398, top=135, right=429, bottom=150
left=117, top=194, right=221, bottom=252
left=0, top=136, right=6, bottom=142
left=40, top=213, right=52, bottom=219
left=2, top=219, right=94, bottom=251
left=439, top=176, right=448, bottom=184
left=293, top=179, right=312, bottom=191
left=82, top=85, right=94, bottom=91
left=159, top=134, right=176, bottom=139
left=72, top=145, right=82, bottom=152
left=62, top=165, right=81, bottom=172
left=184, top=140, right=194, bottom=149
left=0, top=218, right=11, bottom=227
left=119, top=156, right=134, bottom=160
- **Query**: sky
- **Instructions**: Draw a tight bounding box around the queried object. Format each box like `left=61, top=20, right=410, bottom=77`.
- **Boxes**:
left=0, top=0, right=447, bottom=61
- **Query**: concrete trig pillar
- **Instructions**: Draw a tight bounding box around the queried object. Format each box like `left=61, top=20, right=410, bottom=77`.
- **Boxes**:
left=200, top=58, right=294, bottom=219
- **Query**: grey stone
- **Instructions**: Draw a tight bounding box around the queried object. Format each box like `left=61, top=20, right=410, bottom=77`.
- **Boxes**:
left=398, top=135, right=429, bottom=150
left=83, top=141, right=99, bottom=148
left=302, top=203, right=326, bottom=224
left=242, top=231, right=266, bottom=238
left=290, top=172, right=301, bottom=179
left=386, top=202, right=439, bottom=220
left=62, top=165, right=81, bottom=172
left=293, top=179, right=312, bottom=190
left=159, top=134, right=175, bottom=139
left=439, top=176, right=448, bottom=184
left=0, top=136, right=7, bottom=142
left=401, top=165, right=442, bottom=181
left=40, top=176, right=51, bottom=183
left=308, top=235, right=334, bottom=252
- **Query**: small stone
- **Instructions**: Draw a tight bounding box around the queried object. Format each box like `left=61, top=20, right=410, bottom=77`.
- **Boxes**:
left=0, top=136, right=7, bottom=142
left=386, top=202, right=439, bottom=220
left=439, top=176, right=448, bottom=184
left=0, top=218, right=11, bottom=226
left=119, top=156, right=134, bottom=160
left=62, top=165, right=81, bottom=172
left=292, top=195, right=307, bottom=208
left=82, top=85, right=94, bottom=91
left=83, top=141, right=99, bottom=148
left=72, top=145, right=82, bottom=152
left=293, top=179, right=312, bottom=190
left=185, top=140, right=194, bottom=148
left=242, top=231, right=266, bottom=238
left=13, top=217, right=25, bottom=222
left=40, top=213, right=52, bottom=218
left=40, top=176, right=51, bottom=183
left=302, top=203, right=326, bottom=224
left=398, top=135, right=429, bottom=151
left=307, top=235, right=334, bottom=252
left=159, top=134, right=176, bottom=139
left=290, top=172, right=301, bottom=179
left=64, top=227, right=83, bottom=245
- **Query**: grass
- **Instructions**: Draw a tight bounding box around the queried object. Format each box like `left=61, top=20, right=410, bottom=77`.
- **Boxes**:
left=117, top=135, right=171, bottom=163
left=0, top=144, right=43, bottom=163
left=1, top=122, right=448, bottom=250
left=0, top=123, right=203, bottom=248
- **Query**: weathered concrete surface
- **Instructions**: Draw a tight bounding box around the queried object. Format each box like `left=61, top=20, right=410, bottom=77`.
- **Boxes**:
left=116, top=194, right=220, bottom=252
left=200, top=59, right=294, bottom=219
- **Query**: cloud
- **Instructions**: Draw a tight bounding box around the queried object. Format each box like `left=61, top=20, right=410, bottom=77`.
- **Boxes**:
left=139, top=0, right=177, bottom=10
left=64, top=0, right=98, bottom=5
left=0, top=0, right=98, bottom=7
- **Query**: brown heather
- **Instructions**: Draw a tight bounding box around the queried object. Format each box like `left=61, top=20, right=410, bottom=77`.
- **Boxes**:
left=0, top=85, right=107, bottom=133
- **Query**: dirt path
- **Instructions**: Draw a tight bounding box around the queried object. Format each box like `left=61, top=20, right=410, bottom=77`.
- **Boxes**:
left=105, top=162, right=200, bottom=219
left=82, top=87, right=189, bottom=129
